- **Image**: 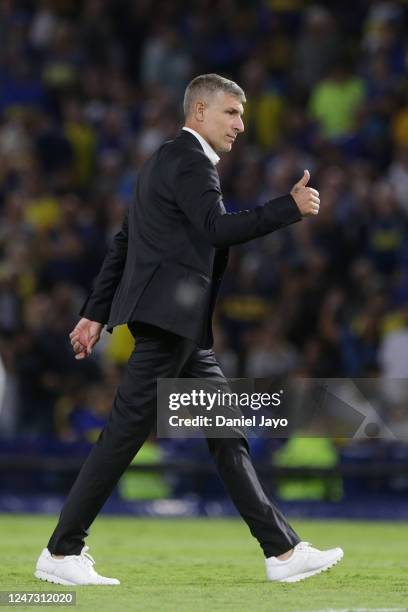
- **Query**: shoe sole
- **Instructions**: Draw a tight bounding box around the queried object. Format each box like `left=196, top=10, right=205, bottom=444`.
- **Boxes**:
left=34, top=570, right=77, bottom=586
left=34, top=570, right=119, bottom=586
left=278, top=551, right=344, bottom=583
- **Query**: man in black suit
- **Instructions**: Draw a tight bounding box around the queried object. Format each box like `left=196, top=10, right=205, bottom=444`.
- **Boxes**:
left=35, top=74, right=343, bottom=585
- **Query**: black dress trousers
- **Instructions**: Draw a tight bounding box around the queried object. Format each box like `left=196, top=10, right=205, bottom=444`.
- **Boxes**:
left=47, top=324, right=300, bottom=558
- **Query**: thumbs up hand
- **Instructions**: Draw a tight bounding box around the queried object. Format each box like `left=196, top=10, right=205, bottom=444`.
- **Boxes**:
left=290, top=170, right=320, bottom=217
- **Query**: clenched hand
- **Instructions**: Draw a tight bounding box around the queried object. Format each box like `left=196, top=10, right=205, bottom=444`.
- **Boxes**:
left=290, top=170, right=320, bottom=217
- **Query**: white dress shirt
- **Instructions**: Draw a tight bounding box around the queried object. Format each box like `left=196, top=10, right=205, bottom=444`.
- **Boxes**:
left=182, top=127, right=220, bottom=166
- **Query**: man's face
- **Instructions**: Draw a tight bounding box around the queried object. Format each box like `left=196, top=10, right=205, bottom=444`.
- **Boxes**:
left=197, top=91, right=245, bottom=153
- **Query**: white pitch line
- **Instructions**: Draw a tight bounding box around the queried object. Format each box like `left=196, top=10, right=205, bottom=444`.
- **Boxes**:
left=296, top=608, right=407, bottom=612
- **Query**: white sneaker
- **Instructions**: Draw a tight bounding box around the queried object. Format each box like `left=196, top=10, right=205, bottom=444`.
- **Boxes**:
left=34, top=546, right=120, bottom=586
left=265, top=541, right=343, bottom=583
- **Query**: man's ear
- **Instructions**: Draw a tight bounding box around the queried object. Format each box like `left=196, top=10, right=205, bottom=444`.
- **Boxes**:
left=194, top=101, right=206, bottom=122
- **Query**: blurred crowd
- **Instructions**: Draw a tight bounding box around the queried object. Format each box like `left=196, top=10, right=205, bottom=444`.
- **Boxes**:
left=0, top=0, right=407, bottom=450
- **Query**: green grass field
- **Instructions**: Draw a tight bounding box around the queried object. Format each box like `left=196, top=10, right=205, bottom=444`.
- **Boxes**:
left=1, top=515, right=407, bottom=611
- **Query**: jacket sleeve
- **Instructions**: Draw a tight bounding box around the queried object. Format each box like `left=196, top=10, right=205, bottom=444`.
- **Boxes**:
left=174, top=155, right=302, bottom=248
left=79, top=207, right=129, bottom=323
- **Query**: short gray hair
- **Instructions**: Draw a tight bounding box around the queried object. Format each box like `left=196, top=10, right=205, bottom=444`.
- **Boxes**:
left=183, top=74, right=246, bottom=118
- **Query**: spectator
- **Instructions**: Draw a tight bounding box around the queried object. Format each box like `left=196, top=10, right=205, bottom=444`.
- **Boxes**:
left=308, top=59, right=365, bottom=142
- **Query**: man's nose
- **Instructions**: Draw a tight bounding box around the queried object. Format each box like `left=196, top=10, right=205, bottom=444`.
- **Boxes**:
left=234, top=117, right=244, bottom=133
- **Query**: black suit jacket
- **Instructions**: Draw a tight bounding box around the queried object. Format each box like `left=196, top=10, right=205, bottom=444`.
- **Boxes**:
left=80, top=130, right=302, bottom=348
